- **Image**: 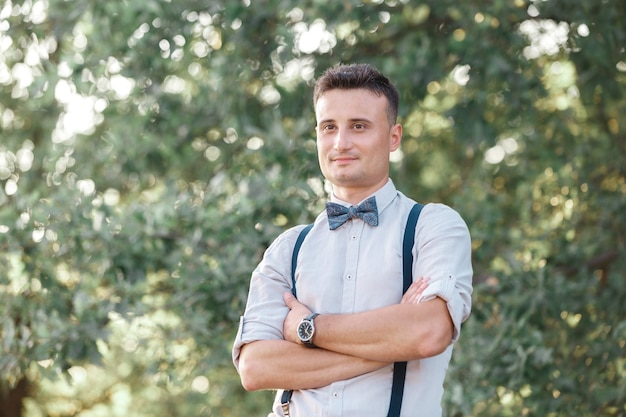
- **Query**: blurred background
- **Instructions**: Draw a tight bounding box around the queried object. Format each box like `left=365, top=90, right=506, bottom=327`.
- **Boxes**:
left=1, top=0, right=624, bottom=416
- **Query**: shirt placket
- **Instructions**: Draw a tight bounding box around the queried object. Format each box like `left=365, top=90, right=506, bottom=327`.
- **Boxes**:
left=341, top=220, right=363, bottom=313
left=327, top=220, right=364, bottom=417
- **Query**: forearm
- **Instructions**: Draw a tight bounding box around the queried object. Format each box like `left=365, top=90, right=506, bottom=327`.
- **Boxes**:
left=313, top=298, right=453, bottom=362
left=238, top=339, right=389, bottom=391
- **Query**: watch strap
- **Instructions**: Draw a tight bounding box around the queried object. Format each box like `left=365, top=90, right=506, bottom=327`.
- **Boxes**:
left=306, top=312, right=319, bottom=321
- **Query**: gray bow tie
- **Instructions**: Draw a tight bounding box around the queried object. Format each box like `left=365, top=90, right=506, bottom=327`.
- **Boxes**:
left=326, top=196, right=379, bottom=230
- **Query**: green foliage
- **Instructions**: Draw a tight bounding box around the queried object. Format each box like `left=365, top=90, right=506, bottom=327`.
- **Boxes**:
left=1, top=0, right=624, bottom=416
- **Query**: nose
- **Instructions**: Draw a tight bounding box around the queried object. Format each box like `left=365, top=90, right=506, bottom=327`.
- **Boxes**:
left=333, top=128, right=352, bottom=151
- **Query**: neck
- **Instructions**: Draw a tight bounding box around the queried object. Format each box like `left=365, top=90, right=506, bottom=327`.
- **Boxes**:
left=332, top=178, right=389, bottom=205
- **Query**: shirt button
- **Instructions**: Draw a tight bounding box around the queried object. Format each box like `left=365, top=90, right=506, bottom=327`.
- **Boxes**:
left=346, top=275, right=352, bottom=280
left=333, top=392, right=339, bottom=398
left=351, top=235, right=357, bottom=240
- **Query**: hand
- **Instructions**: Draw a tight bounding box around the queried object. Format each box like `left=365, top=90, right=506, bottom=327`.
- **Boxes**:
left=282, top=292, right=313, bottom=344
left=400, top=277, right=430, bottom=304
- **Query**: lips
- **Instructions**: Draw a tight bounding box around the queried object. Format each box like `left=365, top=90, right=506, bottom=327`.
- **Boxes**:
left=330, top=154, right=358, bottom=163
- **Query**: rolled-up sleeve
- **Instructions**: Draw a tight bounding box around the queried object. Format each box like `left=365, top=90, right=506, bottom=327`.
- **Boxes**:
left=232, top=226, right=304, bottom=371
left=415, top=204, right=473, bottom=342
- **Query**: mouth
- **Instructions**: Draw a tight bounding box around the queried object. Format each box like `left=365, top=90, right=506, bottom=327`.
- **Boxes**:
left=331, top=155, right=358, bottom=164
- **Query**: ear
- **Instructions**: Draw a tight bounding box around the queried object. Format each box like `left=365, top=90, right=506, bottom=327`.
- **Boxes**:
left=389, top=123, right=402, bottom=152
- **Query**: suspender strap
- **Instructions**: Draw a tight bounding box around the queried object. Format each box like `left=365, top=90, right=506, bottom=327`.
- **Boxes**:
left=280, top=390, right=293, bottom=416
left=282, top=223, right=314, bottom=415
left=402, top=204, right=423, bottom=292
left=290, top=224, right=313, bottom=298
left=387, top=203, right=424, bottom=417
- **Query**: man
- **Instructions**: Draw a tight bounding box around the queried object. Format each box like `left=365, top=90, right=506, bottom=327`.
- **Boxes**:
left=232, top=63, right=473, bottom=416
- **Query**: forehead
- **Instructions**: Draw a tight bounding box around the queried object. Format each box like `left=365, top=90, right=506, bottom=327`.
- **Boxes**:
left=315, top=88, right=387, bottom=120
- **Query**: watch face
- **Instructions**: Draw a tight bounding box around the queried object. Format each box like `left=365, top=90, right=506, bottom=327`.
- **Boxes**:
left=298, top=321, right=314, bottom=342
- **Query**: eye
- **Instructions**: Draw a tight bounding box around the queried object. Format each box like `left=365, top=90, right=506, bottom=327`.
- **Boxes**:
left=320, top=124, right=336, bottom=132
left=353, top=123, right=366, bottom=130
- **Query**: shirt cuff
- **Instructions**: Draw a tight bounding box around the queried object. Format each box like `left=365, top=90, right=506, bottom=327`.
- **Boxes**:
left=417, top=272, right=465, bottom=342
left=232, top=316, right=245, bottom=371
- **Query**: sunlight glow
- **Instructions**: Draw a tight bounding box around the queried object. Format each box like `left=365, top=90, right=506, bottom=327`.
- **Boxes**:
left=163, top=74, right=185, bottom=94
left=258, top=84, right=280, bottom=105
left=485, top=137, right=519, bottom=165
left=276, top=57, right=315, bottom=89
left=191, top=376, right=210, bottom=393
left=110, top=74, right=135, bottom=99
left=4, top=177, right=17, bottom=195
left=519, top=19, right=570, bottom=59
left=77, top=179, right=96, bottom=196
left=246, top=136, right=264, bottom=150
left=204, top=146, right=220, bottom=162
left=53, top=79, right=106, bottom=143
left=451, top=64, right=471, bottom=86
left=577, top=23, right=590, bottom=37
left=294, top=19, right=336, bottom=54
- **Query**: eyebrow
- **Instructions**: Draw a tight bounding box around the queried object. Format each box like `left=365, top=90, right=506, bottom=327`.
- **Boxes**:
left=318, top=118, right=373, bottom=125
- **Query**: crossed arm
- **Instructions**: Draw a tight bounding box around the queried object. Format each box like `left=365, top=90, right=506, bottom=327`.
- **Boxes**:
left=238, top=278, right=454, bottom=391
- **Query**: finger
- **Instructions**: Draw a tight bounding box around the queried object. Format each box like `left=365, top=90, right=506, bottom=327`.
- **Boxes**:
left=407, top=277, right=427, bottom=295
left=283, top=292, right=297, bottom=308
left=403, top=283, right=420, bottom=300
left=413, top=277, right=429, bottom=299
left=416, top=276, right=430, bottom=293
left=401, top=284, right=420, bottom=304
left=401, top=277, right=430, bottom=304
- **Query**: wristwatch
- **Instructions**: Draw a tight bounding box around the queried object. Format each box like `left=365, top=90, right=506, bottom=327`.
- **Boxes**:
left=297, top=312, right=319, bottom=347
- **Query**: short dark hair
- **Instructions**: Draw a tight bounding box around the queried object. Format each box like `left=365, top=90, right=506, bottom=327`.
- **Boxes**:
left=313, top=63, right=399, bottom=126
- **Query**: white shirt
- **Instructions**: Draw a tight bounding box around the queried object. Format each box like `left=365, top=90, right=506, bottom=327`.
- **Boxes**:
left=233, top=179, right=473, bottom=416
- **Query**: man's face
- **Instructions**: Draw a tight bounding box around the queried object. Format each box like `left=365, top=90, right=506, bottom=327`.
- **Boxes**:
left=315, top=88, right=402, bottom=202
